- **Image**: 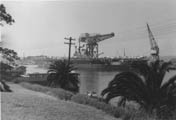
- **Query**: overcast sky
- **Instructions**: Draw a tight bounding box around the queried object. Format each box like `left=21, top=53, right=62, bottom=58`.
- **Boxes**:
left=1, top=0, right=176, bottom=57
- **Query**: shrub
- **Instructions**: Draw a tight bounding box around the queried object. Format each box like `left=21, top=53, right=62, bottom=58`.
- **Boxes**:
left=12, top=77, right=25, bottom=83
left=20, top=82, right=50, bottom=93
left=71, top=94, right=161, bottom=120
left=47, top=88, right=73, bottom=100
left=121, top=109, right=157, bottom=120
left=71, top=94, right=127, bottom=118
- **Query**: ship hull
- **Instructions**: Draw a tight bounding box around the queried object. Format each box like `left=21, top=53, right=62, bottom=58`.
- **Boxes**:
left=74, top=63, right=130, bottom=72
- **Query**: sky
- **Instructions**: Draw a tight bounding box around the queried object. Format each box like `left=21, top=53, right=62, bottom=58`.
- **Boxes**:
left=1, top=0, right=176, bottom=57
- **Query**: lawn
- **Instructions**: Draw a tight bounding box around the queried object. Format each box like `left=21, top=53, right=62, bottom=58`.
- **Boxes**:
left=1, top=83, right=119, bottom=120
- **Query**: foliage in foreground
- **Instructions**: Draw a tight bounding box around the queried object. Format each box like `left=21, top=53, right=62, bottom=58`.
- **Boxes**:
left=0, top=80, right=12, bottom=92
left=71, top=94, right=162, bottom=120
left=47, top=88, right=74, bottom=100
left=101, top=60, right=176, bottom=118
left=71, top=94, right=126, bottom=118
left=47, top=59, right=79, bottom=93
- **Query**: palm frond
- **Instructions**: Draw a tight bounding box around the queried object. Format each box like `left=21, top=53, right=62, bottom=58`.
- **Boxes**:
left=101, top=72, right=150, bottom=104
left=102, top=60, right=176, bottom=116
left=161, top=75, right=176, bottom=90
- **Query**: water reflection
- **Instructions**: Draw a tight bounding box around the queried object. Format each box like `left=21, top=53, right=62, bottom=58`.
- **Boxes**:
left=77, top=69, right=118, bottom=95
left=78, top=70, right=99, bottom=94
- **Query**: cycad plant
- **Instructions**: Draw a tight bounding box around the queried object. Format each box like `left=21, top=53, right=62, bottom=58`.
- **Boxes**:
left=101, top=60, right=176, bottom=117
left=47, top=59, right=79, bottom=93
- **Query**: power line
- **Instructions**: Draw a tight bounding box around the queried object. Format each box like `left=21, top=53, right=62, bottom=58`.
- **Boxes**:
left=118, top=19, right=176, bottom=35
left=117, top=21, right=176, bottom=41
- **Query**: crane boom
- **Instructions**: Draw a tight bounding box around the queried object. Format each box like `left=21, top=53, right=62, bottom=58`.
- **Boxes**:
left=147, top=23, right=159, bottom=60
left=95, top=32, right=115, bottom=42
left=79, top=32, right=114, bottom=43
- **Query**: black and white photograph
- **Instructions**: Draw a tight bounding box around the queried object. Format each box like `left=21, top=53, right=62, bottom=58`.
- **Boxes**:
left=1, top=0, right=176, bottom=119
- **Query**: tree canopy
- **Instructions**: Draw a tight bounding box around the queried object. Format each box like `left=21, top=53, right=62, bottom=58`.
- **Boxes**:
left=0, top=4, right=22, bottom=82
left=0, top=4, right=14, bottom=26
left=0, top=47, right=20, bottom=65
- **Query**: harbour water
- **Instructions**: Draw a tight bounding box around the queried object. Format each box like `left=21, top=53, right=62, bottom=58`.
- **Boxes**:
left=25, top=65, right=176, bottom=95
left=77, top=69, right=118, bottom=95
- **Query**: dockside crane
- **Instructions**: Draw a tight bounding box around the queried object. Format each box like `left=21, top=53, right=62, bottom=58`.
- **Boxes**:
left=147, top=23, right=159, bottom=61
left=78, top=32, right=115, bottom=58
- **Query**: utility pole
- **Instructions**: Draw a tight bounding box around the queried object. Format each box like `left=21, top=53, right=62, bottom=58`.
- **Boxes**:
left=64, top=37, right=75, bottom=65
left=123, top=48, right=126, bottom=58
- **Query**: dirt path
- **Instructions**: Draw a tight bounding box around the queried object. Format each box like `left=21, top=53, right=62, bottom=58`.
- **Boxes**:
left=1, top=83, right=119, bottom=120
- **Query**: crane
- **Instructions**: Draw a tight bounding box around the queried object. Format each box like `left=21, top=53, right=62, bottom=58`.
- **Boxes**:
left=78, top=32, right=115, bottom=58
left=147, top=23, right=159, bottom=61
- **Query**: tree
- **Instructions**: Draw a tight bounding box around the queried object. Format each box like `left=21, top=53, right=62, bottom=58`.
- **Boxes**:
left=101, top=60, right=176, bottom=118
left=0, top=4, right=18, bottom=92
left=47, top=59, right=79, bottom=93
left=0, top=4, right=14, bottom=26
left=0, top=62, right=13, bottom=79
left=0, top=4, right=17, bottom=65
left=0, top=3, right=15, bottom=46
left=0, top=47, right=21, bottom=81
left=0, top=47, right=20, bottom=65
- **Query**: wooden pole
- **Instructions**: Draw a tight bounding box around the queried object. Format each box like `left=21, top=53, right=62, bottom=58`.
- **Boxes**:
left=64, top=37, right=75, bottom=65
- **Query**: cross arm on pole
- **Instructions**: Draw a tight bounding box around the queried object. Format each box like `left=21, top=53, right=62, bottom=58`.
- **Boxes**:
left=64, top=37, right=76, bottom=41
left=64, top=42, right=75, bottom=45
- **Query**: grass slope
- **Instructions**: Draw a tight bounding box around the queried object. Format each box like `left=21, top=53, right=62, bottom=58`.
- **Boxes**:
left=1, top=83, right=119, bottom=120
